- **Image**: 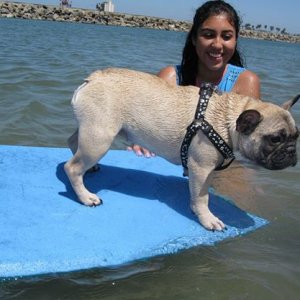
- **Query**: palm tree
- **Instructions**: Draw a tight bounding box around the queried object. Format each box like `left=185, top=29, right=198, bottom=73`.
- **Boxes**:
left=244, top=23, right=251, bottom=30
left=281, top=28, right=287, bottom=34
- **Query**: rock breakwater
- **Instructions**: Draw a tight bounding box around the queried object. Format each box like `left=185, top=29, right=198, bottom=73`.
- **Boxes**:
left=1, top=1, right=299, bottom=43
left=0, top=1, right=190, bottom=31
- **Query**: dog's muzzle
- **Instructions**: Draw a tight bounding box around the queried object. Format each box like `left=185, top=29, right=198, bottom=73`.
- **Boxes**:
left=263, top=142, right=298, bottom=170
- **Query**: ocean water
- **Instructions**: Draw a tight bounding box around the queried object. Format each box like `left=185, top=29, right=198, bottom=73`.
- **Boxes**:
left=0, top=17, right=300, bottom=299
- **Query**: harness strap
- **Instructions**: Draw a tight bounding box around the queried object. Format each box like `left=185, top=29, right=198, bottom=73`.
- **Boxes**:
left=180, top=83, right=235, bottom=173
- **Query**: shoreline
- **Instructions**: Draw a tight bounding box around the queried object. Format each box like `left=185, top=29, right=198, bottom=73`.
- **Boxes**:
left=1, top=1, right=299, bottom=43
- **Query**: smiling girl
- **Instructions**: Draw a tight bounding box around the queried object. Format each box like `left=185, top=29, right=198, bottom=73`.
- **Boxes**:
left=158, top=0, right=260, bottom=97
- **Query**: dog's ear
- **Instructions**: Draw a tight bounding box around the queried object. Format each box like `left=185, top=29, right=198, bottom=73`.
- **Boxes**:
left=282, top=94, right=300, bottom=111
left=236, top=109, right=262, bottom=135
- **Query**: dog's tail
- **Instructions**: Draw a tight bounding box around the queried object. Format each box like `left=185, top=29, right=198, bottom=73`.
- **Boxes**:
left=71, top=81, right=88, bottom=105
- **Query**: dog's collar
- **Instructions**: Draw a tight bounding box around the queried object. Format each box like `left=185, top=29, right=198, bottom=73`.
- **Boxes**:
left=180, top=83, right=235, bottom=174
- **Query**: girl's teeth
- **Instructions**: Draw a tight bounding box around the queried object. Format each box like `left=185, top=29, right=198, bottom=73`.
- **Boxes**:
left=209, top=53, right=222, bottom=58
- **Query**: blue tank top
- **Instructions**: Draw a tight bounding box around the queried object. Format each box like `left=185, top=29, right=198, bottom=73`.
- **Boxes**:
left=175, top=64, right=245, bottom=92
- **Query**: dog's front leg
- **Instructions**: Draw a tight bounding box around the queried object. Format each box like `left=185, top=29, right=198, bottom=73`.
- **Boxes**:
left=188, top=163, right=225, bottom=231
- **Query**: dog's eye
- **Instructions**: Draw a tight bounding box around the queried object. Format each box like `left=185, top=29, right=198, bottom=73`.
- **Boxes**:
left=267, top=129, right=287, bottom=145
left=270, top=136, right=282, bottom=144
left=269, top=131, right=287, bottom=145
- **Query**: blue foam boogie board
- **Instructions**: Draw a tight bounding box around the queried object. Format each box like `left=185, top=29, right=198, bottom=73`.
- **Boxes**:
left=0, top=145, right=268, bottom=278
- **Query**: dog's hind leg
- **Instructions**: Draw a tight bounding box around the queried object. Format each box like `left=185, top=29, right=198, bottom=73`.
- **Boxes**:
left=64, top=127, right=116, bottom=206
left=67, top=128, right=100, bottom=172
left=67, top=129, right=79, bottom=155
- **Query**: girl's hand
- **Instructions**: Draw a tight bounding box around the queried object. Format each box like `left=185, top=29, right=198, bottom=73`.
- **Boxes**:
left=127, top=144, right=155, bottom=158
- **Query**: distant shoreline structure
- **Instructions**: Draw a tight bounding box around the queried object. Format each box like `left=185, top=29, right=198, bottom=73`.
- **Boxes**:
left=1, top=1, right=299, bottom=43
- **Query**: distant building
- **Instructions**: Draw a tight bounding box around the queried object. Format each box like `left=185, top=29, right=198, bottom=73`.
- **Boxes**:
left=60, top=0, right=72, bottom=8
left=96, top=0, right=115, bottom=13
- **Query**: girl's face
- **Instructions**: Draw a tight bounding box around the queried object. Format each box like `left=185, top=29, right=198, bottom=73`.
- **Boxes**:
left=193, top=14, right=237, bottom=72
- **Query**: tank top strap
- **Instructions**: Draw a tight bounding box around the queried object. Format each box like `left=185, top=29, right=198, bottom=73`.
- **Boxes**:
left=218, top=64, right=246, bottom=92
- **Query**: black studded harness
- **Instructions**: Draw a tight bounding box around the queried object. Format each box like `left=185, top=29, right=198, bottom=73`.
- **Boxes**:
left=180, top=83, right=235, bottom=173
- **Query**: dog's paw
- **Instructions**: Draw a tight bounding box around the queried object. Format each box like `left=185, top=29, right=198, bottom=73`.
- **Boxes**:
left=198, top=212, right=225, bottom=231
left=191, top=204, right=225, bottom=231
left=80, top=193, right=102, bottom=207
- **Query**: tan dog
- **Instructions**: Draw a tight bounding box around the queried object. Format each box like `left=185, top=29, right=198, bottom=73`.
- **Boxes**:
left=64, top=68, right=299, bottom=231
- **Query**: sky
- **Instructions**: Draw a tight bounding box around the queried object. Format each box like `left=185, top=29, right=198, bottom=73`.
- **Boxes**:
left=10, top=0, right=300, bottom=34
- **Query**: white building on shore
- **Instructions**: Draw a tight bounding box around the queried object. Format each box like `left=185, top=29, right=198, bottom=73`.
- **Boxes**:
left=96, top=0, right=115, bottom=13
left=60, top=0, right=72, bottom=8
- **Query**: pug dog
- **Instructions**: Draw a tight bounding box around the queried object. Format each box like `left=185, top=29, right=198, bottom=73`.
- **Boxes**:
left=64, top=68, right=299, bottom=231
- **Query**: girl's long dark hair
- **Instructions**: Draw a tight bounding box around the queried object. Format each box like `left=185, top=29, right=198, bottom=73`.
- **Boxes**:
left=181, top=0, right=244, bottom=86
